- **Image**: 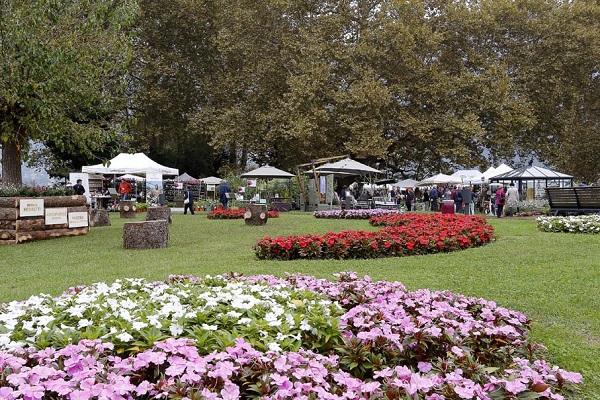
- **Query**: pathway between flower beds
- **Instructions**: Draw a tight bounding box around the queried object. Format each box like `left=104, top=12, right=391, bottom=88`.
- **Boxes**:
left=255, top=213, right=494, bottom=260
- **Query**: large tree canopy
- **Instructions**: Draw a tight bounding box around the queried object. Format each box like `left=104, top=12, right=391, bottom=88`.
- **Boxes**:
left=0, top=0, right=139, bottom=185
left=131, top=0, right=599, bottom=181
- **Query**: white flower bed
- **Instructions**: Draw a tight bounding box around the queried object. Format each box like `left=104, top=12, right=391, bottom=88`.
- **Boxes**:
left=537, top=215, right=600, bottom=234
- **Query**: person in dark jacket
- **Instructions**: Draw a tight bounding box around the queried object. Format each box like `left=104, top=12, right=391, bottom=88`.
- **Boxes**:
left=73, top=179, right=85, bottom=196
left=405, top=188, right=415, bottom=211
left=183, top=185, right=195, bottom=215
left=219, top=180, right=231, bottom=209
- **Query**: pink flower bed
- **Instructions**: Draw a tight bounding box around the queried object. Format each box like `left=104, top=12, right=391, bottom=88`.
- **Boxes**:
left=254, top=213, right=493, bottom=260
left=208, top=209, right=280, bottom=219
left=0, top=273, right=581, bottom=399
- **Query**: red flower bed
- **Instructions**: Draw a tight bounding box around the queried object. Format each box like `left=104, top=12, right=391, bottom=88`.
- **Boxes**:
left=254, top=213, right=493, bottom=260
left=208, top=208, right=279, bottom=219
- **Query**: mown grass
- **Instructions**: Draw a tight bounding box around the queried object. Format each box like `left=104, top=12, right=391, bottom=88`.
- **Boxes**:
left=1, top=211, right=598, bottom=398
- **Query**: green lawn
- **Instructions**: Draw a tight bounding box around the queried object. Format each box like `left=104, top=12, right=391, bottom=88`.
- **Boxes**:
left=1, top=211, right=598, bottom=398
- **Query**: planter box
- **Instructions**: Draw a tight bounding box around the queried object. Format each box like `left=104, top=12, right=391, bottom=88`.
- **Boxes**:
left=0, top=196, right=89, bottom=244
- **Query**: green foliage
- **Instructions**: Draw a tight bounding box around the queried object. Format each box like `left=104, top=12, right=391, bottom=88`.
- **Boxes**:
left=128, top=0, right=599, bottom=181
left=0, top=183, right=73, bottom=197
left=0, top=0, right=140, bottom=185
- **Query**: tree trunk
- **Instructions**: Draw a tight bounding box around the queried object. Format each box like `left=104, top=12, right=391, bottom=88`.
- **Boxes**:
left=119, top=200, right=137, bottom=218
left=146, top=206, right=172, bottom=223
left=123, top=220, right=169, bottom=249
left=1, top=133, right=24, bottom=186
left=16, top=227, right=89, bottom=243
left=244, top=204, right=268, bottom=226
left=89, top=209, right=111, bottom=227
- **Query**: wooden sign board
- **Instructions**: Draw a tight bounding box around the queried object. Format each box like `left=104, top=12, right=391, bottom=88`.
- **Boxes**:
left=45, top=208, right=68, bottom=225
left=68, top=211, right=89, bottom=228
left=19, top=199, right=44, bottom=217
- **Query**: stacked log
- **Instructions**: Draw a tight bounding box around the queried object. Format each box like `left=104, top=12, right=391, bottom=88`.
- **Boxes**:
left=146, top=206, right=172, bottom=224
left=119, top=200, right=137, bottom=219
left=0, top=196, right=89, bottom=244
left=123, top=220, right=169, bottom=249
left=244, top=204, right=268, bottom=226
left=89, top=209, right=111, bottom=227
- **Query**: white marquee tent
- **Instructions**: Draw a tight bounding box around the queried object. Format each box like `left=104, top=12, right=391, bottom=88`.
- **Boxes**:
left=82, top=153, right=178, bottom=176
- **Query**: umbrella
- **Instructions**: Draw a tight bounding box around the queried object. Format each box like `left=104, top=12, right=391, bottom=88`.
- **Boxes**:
left=416, top=173, right=463, bottom=187
left=200, top=176, right=223, bottom=185
left=394, top=179, right=419, bottom=188
left=315, top=158, right=381, bottom=176
left=241, top=165, right=294, bottom=179
left=451, top=169, right=483, bottom=185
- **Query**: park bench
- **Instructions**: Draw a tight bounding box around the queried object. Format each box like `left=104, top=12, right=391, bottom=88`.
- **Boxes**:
left=545, top=187, right=600, bottom=216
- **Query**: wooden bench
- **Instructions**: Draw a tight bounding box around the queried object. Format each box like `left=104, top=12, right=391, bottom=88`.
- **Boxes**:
left=545, top=187, right=600, bottom=216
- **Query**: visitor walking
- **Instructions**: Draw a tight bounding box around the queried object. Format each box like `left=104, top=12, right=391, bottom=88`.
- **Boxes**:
left=429, top=185, right=439, bottom=211
left=183, top=185, right=195, bottom=215
left=505, top=183, right=519, bottom=216
left=495, top=186, right=506, bottom=218
left=219, top=180, right=231, bottom=209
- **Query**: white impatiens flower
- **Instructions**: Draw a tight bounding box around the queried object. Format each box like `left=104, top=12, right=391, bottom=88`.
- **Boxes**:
left=170, top=324, right=184, bottom=336
left=77, top=319, right=93, bottom=329
left=268, top=342, right=282, bottom=352
left=116, top=332, right=134, bottom=342
left=201, top=324, right=218, bottom=331
left=0, top=275, right=343, bottom=354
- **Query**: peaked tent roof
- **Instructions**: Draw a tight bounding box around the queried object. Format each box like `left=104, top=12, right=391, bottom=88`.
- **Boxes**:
left=82, top=153, right=178, bottom=175
left=482, top=163, right=513, bottom=182
left=315, top=158, right=381, bottom=176
left=241, top=165, right=294, bottom=179
left=416, top=173, right=463, bottom=187
left=490, top=165, right=573, bottom=181
left=178, top=172, right=196, bottom=181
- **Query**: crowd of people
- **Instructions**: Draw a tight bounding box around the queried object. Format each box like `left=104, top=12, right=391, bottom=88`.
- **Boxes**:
left=337, top=181, right=523, bottom=217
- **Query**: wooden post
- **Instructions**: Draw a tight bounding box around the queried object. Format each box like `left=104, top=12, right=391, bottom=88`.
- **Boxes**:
left=119, top=200, right=137, bottom=219
left=244, top=204, right=268, bottom=226
left=123, top=220, right=169, bottom=249
left=89, top=209, right=111, bottom=227
left=146, top=206, right=172, bottom=224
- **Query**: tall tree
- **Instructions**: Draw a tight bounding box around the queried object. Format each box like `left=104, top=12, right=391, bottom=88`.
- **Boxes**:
left=0, top=0, right=138, bottom=186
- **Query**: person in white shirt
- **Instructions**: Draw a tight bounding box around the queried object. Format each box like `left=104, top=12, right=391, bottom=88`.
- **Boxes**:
left=505, top=183, right=519, bottom=216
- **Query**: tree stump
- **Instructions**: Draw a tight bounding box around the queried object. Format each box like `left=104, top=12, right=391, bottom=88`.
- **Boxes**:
left=119, top=200, right=137, bottom=219
left=244, top=204, right=268, bottom=226
left=123, top=220, right=169, bottom=249
left=89, top=209, right=111, bottom=227
left=146, top=206, right=172, bottom=224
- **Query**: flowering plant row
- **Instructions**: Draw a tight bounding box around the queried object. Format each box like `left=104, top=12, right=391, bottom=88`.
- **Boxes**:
left=208, top=209, right=280, bottom=219
left=536, top=215, right=600, bottom=234
left=314, top=208, right=403, bottom=219
left=254, top=213, right=494, bottom=260
left=0, top=272, right=581, bottom=399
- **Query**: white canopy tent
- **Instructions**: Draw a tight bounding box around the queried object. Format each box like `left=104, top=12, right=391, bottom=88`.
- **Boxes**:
left=416, top=173, right=463, bottom=187
left=482, top=163, right=513, bottom=183
left=394, top=179, right=419, bottom=189
left=451, top=169, right=483, bottom=185
left=82, top=153, right=178, bottom=176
